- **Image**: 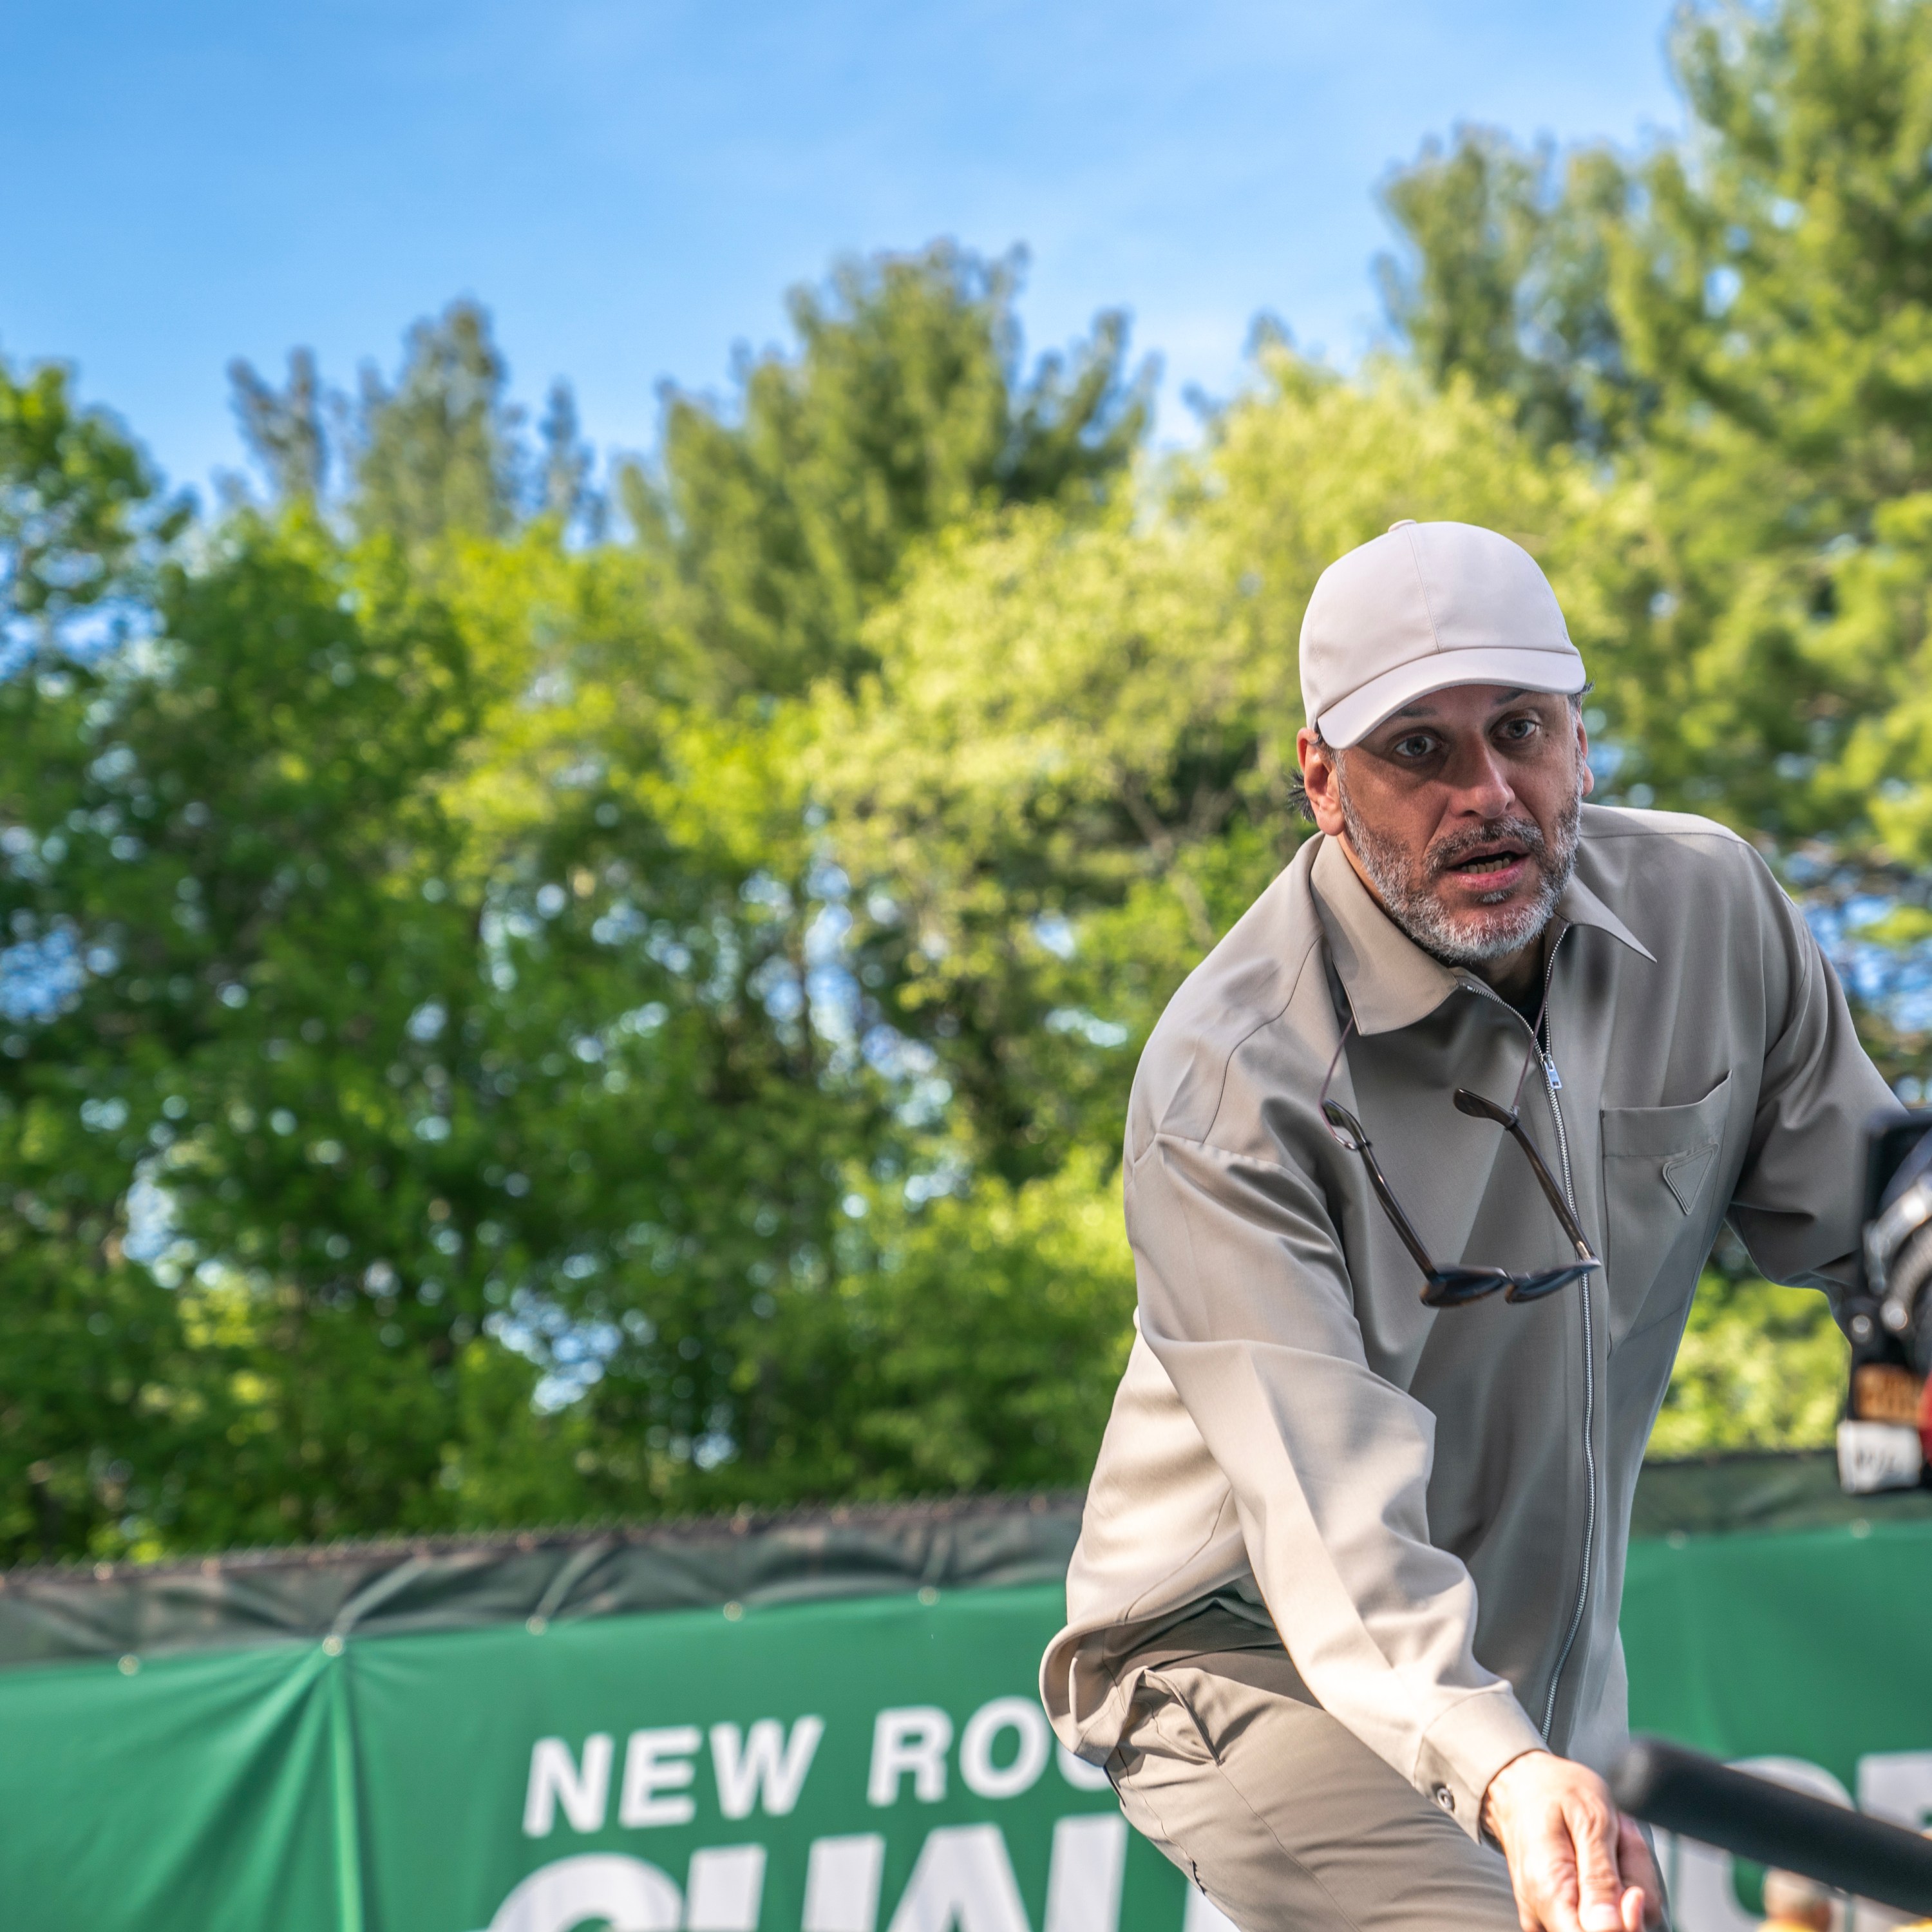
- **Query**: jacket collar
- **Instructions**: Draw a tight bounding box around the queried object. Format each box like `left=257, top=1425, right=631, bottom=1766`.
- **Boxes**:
left=1309, top=833, right=1654, bottom=1038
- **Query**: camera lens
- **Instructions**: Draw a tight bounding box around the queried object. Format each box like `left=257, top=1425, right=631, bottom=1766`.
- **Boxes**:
left=1913, top=1274, right=1932, bottom=1383
left=1884, top=1218, right=1932, bottom=1379
left=1873, top=1131, right=1932, bottom=1380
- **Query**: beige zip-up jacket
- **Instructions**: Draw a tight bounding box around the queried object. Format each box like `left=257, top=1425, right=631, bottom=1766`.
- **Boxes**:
left=1041, top=806, right=1894, bottom=1837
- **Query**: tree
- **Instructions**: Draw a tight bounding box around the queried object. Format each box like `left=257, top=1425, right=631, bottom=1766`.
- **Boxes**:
left=424, top=541, right=905, bottom=1508
left=1378, top=129, right=1638, bottom=453
left=0, top=355, right=191, bottom=1555
left=0, top=249, right=1172, bottom=1555
left=228, top=349, right=328, bottom=505
left=350, top=299, right=523, bottom=547
left=402, top=247, right=1162, bottom=1506
left=625, top=241, right=1153, bottom=696
left=538, top=379, right=600, bottom=536
left=1, top=355, right=180, bottom=651
left=0, top=493, right=635, bottom=1557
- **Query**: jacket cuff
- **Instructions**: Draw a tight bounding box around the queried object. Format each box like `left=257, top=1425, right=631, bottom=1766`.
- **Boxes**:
left=1413, top=1685, right=1548, bottom=1842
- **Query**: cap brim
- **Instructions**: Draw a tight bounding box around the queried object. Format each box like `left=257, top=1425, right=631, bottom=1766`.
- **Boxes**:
left=1314, top=646, right=1587, bottom=748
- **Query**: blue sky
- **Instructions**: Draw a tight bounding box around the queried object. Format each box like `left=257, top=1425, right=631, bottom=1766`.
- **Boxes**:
left=4, top=0, right=1682, bottom=500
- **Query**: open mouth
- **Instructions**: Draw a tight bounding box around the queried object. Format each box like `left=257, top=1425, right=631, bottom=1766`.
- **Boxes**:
left=1441, top=844, right=1530, bottom=879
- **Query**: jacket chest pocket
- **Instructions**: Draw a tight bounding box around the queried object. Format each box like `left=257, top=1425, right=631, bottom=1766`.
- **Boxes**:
left=1599, top=1071, right=1734, bottom=1350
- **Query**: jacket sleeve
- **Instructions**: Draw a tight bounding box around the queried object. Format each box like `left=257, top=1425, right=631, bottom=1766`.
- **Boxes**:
left=1727, top=857, right=1900, bottom=1291
left=1126, top=1130, right=1547, bottom=1837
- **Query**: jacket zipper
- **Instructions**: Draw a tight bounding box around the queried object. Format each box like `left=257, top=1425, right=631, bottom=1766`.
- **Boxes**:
left=1529, top=939, right=1594, bottom=1743
left=1471, top=934, right=1595, bottom=1743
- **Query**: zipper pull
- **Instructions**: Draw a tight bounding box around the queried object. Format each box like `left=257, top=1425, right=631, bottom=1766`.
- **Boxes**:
left=1540, top=1048, right=1563, bottom=1092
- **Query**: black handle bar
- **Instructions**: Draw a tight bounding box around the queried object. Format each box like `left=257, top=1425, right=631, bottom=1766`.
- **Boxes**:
left=1611, top=1735, right=1932, bottom=1917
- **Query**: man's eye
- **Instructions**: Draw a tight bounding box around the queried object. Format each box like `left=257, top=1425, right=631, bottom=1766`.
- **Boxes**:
left=1498, top=717, right=1539, bottom=741
left=1393, top=735, right=1435, bottom=759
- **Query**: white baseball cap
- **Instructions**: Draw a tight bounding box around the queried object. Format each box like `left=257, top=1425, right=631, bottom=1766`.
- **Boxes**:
left=1299, top=519, right=1586, bottom=748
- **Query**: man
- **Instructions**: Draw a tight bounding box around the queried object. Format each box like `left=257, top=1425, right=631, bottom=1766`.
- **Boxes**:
left=1040, top=520, right=1894, bottom=1932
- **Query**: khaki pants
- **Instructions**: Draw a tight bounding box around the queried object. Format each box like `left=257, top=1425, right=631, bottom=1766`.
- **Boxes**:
left=1106, top=1609, right=1522, bottom=1932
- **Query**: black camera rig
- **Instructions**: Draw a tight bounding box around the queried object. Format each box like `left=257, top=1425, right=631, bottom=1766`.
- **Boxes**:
left=1839, top=1110, right=1932, bottom=1493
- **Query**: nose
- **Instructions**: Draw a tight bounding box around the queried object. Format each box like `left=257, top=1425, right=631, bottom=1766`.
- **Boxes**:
left=1442, top=736, right=1518, bottom=819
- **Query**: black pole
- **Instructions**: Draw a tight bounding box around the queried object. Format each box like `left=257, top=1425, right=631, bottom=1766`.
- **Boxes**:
left=1611, top=1736, right=1932, bottom=1918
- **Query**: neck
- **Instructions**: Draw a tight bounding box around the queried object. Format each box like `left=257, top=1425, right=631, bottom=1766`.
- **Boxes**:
left=1466, top=934, right=1546, bottom=1007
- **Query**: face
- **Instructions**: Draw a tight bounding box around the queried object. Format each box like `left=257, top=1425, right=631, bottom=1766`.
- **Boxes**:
left=1296, top=684, right=1592, bottom=971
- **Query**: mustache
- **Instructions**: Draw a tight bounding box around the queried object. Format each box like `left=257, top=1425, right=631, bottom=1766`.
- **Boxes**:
left=1424, top=816, right=1549, bottom=882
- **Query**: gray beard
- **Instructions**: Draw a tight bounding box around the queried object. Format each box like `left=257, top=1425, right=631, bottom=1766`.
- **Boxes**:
left=1337, top=766, right=1584, bottom=968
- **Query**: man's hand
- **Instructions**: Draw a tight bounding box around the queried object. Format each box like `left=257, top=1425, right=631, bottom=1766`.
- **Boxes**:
left=1481, top=1750, right=1664, bottom=1932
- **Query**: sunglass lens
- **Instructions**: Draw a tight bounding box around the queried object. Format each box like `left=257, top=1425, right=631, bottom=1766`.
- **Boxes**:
left=1421, top=1267, right=1512, bottom=1307
left=1504, top=1261, right=1601, bottom=1303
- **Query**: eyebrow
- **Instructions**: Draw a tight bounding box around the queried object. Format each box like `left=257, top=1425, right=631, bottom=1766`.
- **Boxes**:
left=1388, top=687, right=1535, bottom=721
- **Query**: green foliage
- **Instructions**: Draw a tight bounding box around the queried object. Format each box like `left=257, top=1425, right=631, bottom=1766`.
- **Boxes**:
left=26, top=2, right=1932, bottom=1552
left=227, top=349, right=327, bottom=506
left=0, top=245, right=1164, bottom=1558
left=229, top=303, right=596, bottom=547
left=1378, top=129, right=1637, bottom=452
left=1647, top=1273, right=1848, bottom=1458
left=804, top=1153, right=1136, bottom=1495
left=349, top=300, right=523, bottom=547
left=626, top=242, right=1153, bottom=696
left=0, top=508, right=594, bottom=1556
left=1, top=355, right=183, bottom=632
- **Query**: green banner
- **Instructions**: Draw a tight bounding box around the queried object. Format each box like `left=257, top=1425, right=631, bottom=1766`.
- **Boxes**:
left=1622, top=1517, right=1932, bottom=1931
left=0, top=1511, right=1927, bottom=1930
left=350, top=1586, right=1181, bottom=1932
left=0, top=1641, right=346, bottom=1924
left=0, top=1582, right=1189, bottom=1932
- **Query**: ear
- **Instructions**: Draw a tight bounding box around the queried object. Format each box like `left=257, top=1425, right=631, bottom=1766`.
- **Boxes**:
left=1573, top=705, right=1595, bottom=799
left=1296, top=726, right=1348, bottom=838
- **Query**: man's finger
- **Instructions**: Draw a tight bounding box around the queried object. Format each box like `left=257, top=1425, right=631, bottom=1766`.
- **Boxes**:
left=1567, top=1794, right=1626, bottom=1932
left=1615, top=1813, right=1665, bottom=1929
